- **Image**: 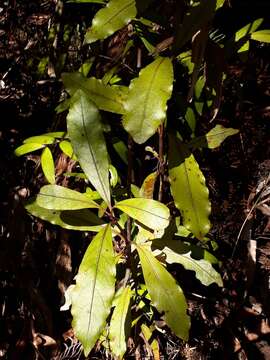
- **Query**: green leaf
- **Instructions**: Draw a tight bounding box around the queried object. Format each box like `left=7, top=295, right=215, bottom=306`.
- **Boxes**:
left=136, top=244, right=190, bottom=341
left=59, top=140, right=77, bottom=160
left=67, top=90, right=111, bottom=206
left=168, top=134, right=211, bottom=240
left=14, top=143, right=44, bottom=156
left=84, top=0, right=137, bottom=44
left=189, top=125, right=239, bottom=149
left=23, top=135, right=55, bottom=145
left=37, top=185, right=99, bottom=210
left=235, top=18, right=263, bottom=42
left=162, top=246, right=222, bottom=287
left=123, top=57, right=173, bottom=144
left=62, top=72, right=128, bottom=114
left=71, top=225, right=116, bottom=356
left=251, top=30, right=270, bottom=43
left=109, top=286, right=132, bottom=359
left=41, top=147, right=55, bottom=184
left=25, top=199, right=104, bottom=232
left=115, top=198, right=170, bottom=230
left=68, top=0, right=106, bottom=3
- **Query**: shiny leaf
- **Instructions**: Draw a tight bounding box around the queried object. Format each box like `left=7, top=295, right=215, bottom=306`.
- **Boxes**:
left=37, top=185, right=99, bottom=210
left=122, top=57, right=173, bottom=144
left=115, top=198, right=170, bottom=230
left=23, top=135, right=55, bottom=145
left=67, top=90, right=111, bottom=206
left=62, top=72, right=128, bottom=114
left=251, top=30, right=270, bottom=43
left=25, top=200, right=104, bottom=232
left=189, top=125, right=239, bottom=149
left=162, top=247, right=222, bottom=286
left=71, top=225, right=116, bottom=356
left=109, top=286, right=132, bottom=359
left=169, top=134, right=211, bottom=240
left=84, top=0, right=137, bottom=44
left=41, top=147, right=55, bottom=184
left=136, top=244, right=190, bottom=341
left=14, top=143, right=44, bottom=156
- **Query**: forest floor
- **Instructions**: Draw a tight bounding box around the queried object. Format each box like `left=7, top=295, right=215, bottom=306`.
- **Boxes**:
left=1, top=1, right=270, bottom=359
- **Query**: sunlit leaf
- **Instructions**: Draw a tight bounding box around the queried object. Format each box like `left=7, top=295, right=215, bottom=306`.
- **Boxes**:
left=162, top=246, right=222, bottom=286
left=168, top=134, right=211, bottom=240
left=25, top=199, right=104, bottom=232
left=62, top=72, right=128, bottom=114
left=37, top=185, right=99, bottom=210
left=84, top=0, right=137, bottom=44
left=251, top=30, right=270, bottom=43
left=189, top=125, right=239, bottom=149
left=59, top=140, right=77, bottom=160
left=122, top=57, right=173, bottom=144
left=115, top=198, right=170, bottom=230
left=109, top=286, right=132, bottom=359
left=67, top=90, right=111, bottom=206
left=71, top=225, right=116, bottom=356
left=14, top=143, right=44, bottom=156
left=23, top=135, right=55, bottom=145
left=136, top=244, right=190, bottom=341
left=41, top=147, right=55, bottom=184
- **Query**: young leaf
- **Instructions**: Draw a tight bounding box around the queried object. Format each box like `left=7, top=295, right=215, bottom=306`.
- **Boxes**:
left=14, top=143, right=44, bottom=156
left=136, top=244, right=190, bottom=341
left=41, top=147, right=55, bottom=184
left=139, top=172, right=157, bottom=199
left=25, top=200, right=104, bottom=232
left=84, top=0, right=137, bottom=44
left=59, top=140, right=77, bottom=160
left=168, top=134, right=211, bottom=240
left=109, top=286, right=132, bottom=359
left=23, top=135, right=55, bottom=145
left=67, top=90, right=111, bottom=207
left=115, top=198, right=170, bottom=230
left=122, top=57, right=173, bottom=144
left=251, top=30, right=270, bottom=43
left=162, top=247, right=223, bottom=287
left=71, top=225, right=116, bottom=356
left=189, top=125, right=239, bottom=149
left=37, top=185, right=99, bottom=210
left=62, top=72, right=128, bottom=114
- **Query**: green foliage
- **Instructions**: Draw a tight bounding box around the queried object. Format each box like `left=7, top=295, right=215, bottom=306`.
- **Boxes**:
left=14, top=1, right=270, bottom=357
left=84, top=0, right=137, bottom=44
left=67, top=90, right=111, bottom=206
left=70, top=225, right=116, bottom=356
left=122, top=57, right=173, bottom=144
left=136, top=244, right=190, bottom=341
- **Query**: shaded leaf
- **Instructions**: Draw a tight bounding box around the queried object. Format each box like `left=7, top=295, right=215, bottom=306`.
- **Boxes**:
left=139, top=172, right=157, bottom=199
left=84, top=0, right=137, bottom=44
left=14, top=143, right=44, bottom=156
left=67, top=90, right=111, bottom=206
left=136, top=244, right=190, bottom=341
left=251, top=30, right=270, bottom=43
left=162, top=247, right=222, bottom=286
left=62, top=72, right=128, bottom=114
left=115, top=198, right=170, bottom=230
left=172, top=0, right=216, bottom=55
left=37, top=185, right=99, bottom=210
left=25, top=199, right=104, bottom=232
left=189, top=125, right=239, bottom=149
left=168, top=134, right=211, bottom=240
left=122, top=57, right=173, bottom=144
left=109, top=286, right=132, bottom=359
left=41, top=147, right=55, bottom=184
left=71, top=225, right=116, bottom=356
